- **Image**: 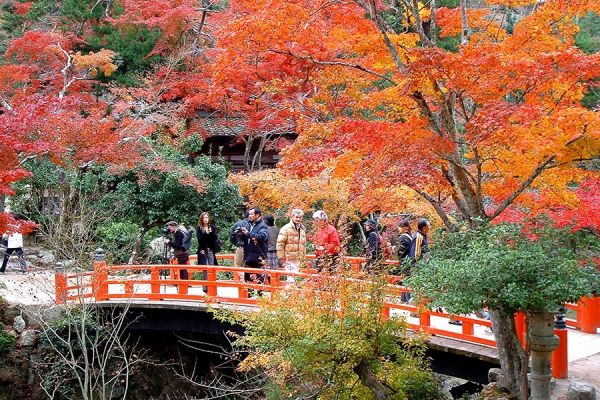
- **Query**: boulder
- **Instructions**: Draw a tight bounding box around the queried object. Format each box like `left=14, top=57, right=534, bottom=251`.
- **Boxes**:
left=38, top=250, right=56, bottom=266
left=19, top=329, right=37, bottom=347
left=23, top=305, right=64, bottom=327
left=488, top=368, right=503, bottom=383
left=13, top=315, right=26, bottom=333
left=567, top=382, right=597, bottom=400
left=489, top=368, right=509, bottom=391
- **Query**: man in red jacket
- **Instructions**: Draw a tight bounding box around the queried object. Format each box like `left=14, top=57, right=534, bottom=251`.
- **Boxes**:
left=311, top=210, right=341, bottom=273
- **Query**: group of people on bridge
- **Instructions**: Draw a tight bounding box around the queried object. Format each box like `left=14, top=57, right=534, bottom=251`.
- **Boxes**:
left=163, top=207, right=433, bottom=285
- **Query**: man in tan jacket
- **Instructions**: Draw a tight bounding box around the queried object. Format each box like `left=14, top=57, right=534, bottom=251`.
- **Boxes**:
left=276, top=209, right=307, bottom=282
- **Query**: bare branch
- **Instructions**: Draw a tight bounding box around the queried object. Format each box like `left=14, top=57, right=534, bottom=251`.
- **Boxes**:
left=269, top=48, right=397, bottom=85
left=489, top=154, right=556, bottom=221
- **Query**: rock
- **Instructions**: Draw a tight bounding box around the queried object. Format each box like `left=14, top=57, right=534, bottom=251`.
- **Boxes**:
left=488, top=368, right=503, bottom=383
left=13, top=315, right=26, bottom=333
left=489, top=368, right=509, bottom=391
left=567, top=382, right=597, bottom=400
left=25, top=255, right=39, bottom=262
left=23, top=305, right=64, bottom=327
left=38, top=250, right=56, bottom=266
left=62, top=259, right=77, bottom=269
left=19, top=329, right=37, bottom=347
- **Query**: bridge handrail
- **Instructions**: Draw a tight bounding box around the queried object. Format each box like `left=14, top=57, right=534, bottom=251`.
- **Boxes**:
left=53, top=254, right=599, bottom=351
left=54, top=257, right=496, bottom=347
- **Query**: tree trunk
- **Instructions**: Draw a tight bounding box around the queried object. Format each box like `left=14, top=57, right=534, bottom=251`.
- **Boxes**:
left=354, top=361, right=389, bottom=400
left=489, top=309, right=529, bottom=399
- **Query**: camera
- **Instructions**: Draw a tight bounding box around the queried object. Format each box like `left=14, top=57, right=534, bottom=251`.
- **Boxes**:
left=162, top=225, right=171, bottom=236
left=234, top=227, right=243, bottom=235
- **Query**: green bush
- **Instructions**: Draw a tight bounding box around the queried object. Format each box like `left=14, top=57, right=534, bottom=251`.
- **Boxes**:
left=0, top=330, right=15, bottom=355
left=96, top=221, right=141, bottom=263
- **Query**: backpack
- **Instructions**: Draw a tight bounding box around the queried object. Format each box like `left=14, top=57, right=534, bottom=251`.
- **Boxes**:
left=180, top=226, right=193, bottom=251
left=379, top=234, right=392, bottom=260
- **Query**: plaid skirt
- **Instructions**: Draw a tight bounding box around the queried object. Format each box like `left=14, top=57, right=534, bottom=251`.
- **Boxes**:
left=266, top=250, right=279, bottom=270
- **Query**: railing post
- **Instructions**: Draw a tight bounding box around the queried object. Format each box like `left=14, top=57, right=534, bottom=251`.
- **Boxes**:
left=381, top=304, right=390, bottom=320
left=578, top=295, right=598, bottom=334
left=236, top=268, right=248, bottom=299
left=462, top=320, right=474, bottom=336
left=93, top=248, right=109, bottom=301
left=419, top=310, right=431, bottom=327
left=151, top=268, right=160, bottom=295
left=515, top=310, right=527, bottom=349
left=178, top=264, right=188, bottom=295
left=207, top=266, right=217, bottom=297
left=552, top=310, right=568, bottom=379
left=54, top=262, right=67, bottom=304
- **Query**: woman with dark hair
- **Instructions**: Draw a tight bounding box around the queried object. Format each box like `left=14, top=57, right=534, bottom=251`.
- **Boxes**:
left=196, top=212, right=220, bottom=266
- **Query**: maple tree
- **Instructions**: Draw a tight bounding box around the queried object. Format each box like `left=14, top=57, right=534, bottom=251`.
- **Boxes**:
left=182, top=0, right=599, bottom=234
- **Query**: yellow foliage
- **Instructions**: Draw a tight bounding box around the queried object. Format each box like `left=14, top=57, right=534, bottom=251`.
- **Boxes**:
left=73, top=49, right=117, bottom=77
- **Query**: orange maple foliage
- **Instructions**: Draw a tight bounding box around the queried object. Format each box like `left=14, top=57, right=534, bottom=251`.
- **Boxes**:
left=205, top=0, right=600, bottom=232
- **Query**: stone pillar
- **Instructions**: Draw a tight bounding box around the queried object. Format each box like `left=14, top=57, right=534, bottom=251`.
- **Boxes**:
left=529, top=311, right=560, bottom=400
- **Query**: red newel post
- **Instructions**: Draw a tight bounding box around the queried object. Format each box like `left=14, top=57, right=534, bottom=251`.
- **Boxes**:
left=93, top=249, right=109, bottom=301
left=54, top=262, right=67, bottom=304
left=578, top=295, right=598, bottom=334
left=207, top=266, right=217, bottom=297
left=552, top=310, right=568, bottom=379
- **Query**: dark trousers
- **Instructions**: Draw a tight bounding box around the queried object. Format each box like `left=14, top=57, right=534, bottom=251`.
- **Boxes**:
left=173, top=248, right=189, bottom=280
left=197, top=250, right=217, bottom=292
left=1, top=248, right=26, bottom=272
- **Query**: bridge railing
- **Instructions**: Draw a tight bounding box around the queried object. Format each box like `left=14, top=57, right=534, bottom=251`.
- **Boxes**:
left=54, top=254, right=496, bottom=347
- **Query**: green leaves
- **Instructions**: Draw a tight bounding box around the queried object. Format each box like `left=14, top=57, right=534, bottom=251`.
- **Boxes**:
left=408, top=224, right=600, bottom=314
left=215, top=275, right=441, bottom=399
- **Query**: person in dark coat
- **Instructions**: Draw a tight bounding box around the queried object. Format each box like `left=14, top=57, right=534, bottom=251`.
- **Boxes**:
left=409, top=218, right=430, bottom=265
left=363, top=219, right=382, bottom=272
left=197, top=212, right=219, bottom=266
left=239, top=207, right=269, bottom=283
left=264, top=214, right=279, bottom=270
left=164, top=221, right=190, bottom=280
left=230, top=211, right=251, bottom=268
left=393, top=219, right=413, bottom=302
left=395, top=219, right=413, bottom=273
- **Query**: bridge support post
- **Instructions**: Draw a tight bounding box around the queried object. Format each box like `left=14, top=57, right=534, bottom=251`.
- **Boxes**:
left=92, top=249, right=109, bottom=301
left=552, top=310, right=568, bottom=379
left=578, top=295, right=598, bottom=334
left=54, top=262, right=67, bottom=304
left=529, top=311, right=560, bottom=400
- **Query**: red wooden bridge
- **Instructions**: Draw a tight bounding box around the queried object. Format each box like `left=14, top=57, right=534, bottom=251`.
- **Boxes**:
left=54, top=253, right=600, bottom=380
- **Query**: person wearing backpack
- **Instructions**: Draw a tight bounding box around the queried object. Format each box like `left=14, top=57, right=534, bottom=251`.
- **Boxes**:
left=363, top=219, right=382, bottom=272
left=393, top=219, right=413, bottom=302
left=164, top=221, right=190, bottom=280
left=394, top=219, right=413, bottom=274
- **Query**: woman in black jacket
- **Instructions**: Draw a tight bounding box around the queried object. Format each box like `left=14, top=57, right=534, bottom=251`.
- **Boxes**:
left=197, top=212, right=220, bottom=266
